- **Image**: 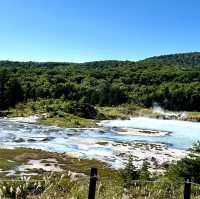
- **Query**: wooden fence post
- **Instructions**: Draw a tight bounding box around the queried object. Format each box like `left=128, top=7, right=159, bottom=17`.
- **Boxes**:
left=88, top=168, right=98, bottom=199
left=184, top=176, right=191, bottom=199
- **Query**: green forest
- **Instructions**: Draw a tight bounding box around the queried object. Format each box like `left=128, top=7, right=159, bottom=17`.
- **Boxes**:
left=0, top=52, right=200, bottom=117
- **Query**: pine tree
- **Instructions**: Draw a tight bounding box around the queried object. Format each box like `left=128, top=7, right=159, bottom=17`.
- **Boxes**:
left=139, top=160, right=151, bottom=180
left=122, top=155, right=139, bottom=188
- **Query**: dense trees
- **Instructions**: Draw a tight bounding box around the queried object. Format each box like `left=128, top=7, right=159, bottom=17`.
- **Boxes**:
left=0, top=70, right=23, bottom=109
left=0, top=52, right=200, bottom=111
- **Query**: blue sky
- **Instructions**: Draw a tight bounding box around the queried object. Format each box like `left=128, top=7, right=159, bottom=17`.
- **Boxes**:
left=0, top=0, right=200, bottom=62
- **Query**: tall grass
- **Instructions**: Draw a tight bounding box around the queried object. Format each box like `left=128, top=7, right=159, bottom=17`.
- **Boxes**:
left=0, top=174, right=200, bottom=199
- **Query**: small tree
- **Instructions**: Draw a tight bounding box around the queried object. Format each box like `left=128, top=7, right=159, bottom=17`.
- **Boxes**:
left=122, top=155, right=139, bottom=188
left=139, top=160, right=151, bottom=180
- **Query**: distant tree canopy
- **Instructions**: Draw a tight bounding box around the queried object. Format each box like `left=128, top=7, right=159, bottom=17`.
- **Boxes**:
left=0, top=52, right=200, bottom=111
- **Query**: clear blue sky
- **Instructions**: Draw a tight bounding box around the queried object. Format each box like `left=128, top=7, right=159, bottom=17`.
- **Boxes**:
left=0, top=0, right=200, bottom=62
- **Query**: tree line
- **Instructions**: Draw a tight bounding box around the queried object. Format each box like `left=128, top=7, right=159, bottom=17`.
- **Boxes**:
left=0, top=52, right=200, bottom=111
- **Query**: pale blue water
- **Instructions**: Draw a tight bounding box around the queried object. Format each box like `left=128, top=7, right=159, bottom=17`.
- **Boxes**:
left=0, top=117, right=200, bottom=150
left=0, top=117, right=199, bottom=168
left=101, top=117, right=200, bottom=149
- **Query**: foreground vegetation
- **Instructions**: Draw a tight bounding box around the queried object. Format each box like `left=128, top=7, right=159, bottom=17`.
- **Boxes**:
left=0, top=142, right=200, bottom=198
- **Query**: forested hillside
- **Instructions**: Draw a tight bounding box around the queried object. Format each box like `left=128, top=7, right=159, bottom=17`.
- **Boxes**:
left=143, top=52, right=200, bottom=67
left=0, top=52, right=200, bottom=113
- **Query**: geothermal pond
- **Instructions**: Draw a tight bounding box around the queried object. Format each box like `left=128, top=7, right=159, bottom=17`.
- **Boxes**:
left=0, top=117, right=200, bottom=169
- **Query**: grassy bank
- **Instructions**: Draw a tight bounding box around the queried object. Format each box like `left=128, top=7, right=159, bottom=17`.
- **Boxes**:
left=7, top=100, right=141, bottom=127
left=7, top=99, right=200, bottom=128
left=187, top=111, right=200, bottom=122
left=8, top=99, right=98, bottom=127
left=0, top=148, right=119, bottom=178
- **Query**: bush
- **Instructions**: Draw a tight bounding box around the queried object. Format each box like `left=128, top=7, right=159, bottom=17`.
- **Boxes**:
left=63, top=101, right=98, bottom=119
